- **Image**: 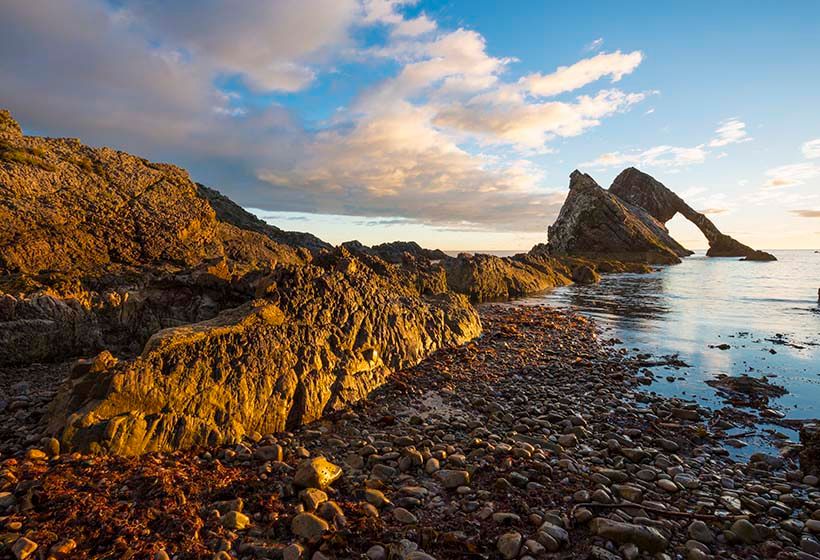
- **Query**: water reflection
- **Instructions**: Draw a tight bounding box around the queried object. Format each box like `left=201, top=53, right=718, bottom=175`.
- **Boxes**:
left=562, top=274, right=671, bottom=328
left=525, top=251, right=820, bottom=422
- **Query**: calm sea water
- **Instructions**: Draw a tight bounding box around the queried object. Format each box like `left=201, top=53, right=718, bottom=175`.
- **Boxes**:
left=518, top=250, right=820, bottom=456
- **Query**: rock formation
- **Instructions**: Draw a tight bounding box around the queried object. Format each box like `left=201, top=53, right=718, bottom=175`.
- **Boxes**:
left=547, top=171, right=692, bottom=264
left=610, top=168, right=775, bottom=260
left=548, top=168, right=776, bottom=263
left=49, top=259, right=479, bottom=455
left=0, top=109, right=481, bottom=454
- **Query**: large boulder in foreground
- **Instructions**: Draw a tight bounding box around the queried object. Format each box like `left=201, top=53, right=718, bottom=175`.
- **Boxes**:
left=547, top=171, right=691, bottom=264
left=48, top=259, right=480, bottom=455
left=610, top=168, right=775, bottom=261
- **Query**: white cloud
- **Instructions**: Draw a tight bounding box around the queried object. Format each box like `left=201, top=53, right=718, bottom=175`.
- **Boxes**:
left=802, top=138, right=820, bottom=159
left=584, top=37, right=604, bottom=52
left=127, top=0, right=361, bottom=92
left=258, top=102, right=566, bottom=231
left=391, top=14, right=436, bottom=37
left=764, top=162, right=820, bottom=188
left=708, top=118, right=751, bottom=147
left=434, top=89, right=647, bottom=149
left=583, top=144, right=707, bottom=169
left=0, top=0, right=649, bottom=233
left=585, top=117, right=751, bottom=171
left=520, top=50, right=643, bottom=97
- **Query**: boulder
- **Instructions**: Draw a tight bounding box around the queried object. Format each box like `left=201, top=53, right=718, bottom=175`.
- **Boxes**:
left=800, top=423, right=820, bottom=475
left=571, top=265, right=601, bottom=285
left=48, top=261, right=481, bottom=455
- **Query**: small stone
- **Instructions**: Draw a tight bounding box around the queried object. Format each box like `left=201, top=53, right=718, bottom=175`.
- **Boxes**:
left=558, top=434, right=578, bottom=447
left=300, top=488, right=328, bottom=510
left=25, top=448, right=47, bottom=461
left=591, top=517, right=668, bottom=553
left=45, top=438, right=60, bottom=457
left=688, top=520, right=714, bottom=544
left=255, top=444, right=283, bottom=462
left=11, top=537, right=37, bottom=560
left=656, top=478, right=678, bottom=493
left=294, top=457, right=343, bottom=489
left=730, top=519, right=760, bottom=544
left=292, top=512, right=329, bottom=540
left=393, top=507, right=418, bottom=524
left=154, top=551, right=170, bottom=560
left=435, top=469, right=470, bottom=489
left=283, top=543, right=306, bottom=560
left=221, top=510, right=250, bottom=530
left=365, top=488, right=390, bottom=507
left=425, top=457, right=440, bottom=474
left=366, top=545, right=387, bottom=560
left=497, top=532, right=522, bottom=560
left=807, top=519, right=820, bottom=534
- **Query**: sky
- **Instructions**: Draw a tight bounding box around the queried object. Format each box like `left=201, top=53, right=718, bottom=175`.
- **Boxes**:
left=1, top=1, right=819, bottom=251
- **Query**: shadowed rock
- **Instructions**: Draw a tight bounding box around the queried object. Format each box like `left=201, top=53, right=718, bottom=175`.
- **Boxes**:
left=610, top=168, right=775, bottom=261
left=547, top=171, right=691, bottom=264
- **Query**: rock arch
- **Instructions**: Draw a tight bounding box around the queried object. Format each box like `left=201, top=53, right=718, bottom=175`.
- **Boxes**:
left=609, top=168, right=775, bottom=260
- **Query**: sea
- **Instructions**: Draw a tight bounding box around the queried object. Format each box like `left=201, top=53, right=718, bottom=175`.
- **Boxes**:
left=481, top=249, right=820, bottom=458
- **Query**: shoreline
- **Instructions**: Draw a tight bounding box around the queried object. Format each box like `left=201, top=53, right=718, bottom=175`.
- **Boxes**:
left=2, top=305, right=817, bottom=559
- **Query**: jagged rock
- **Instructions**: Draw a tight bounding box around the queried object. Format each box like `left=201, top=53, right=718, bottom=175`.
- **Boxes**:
left=48, top=259, right=480, bottom=455
left=0, top=109, right=22, bottom=136
left=441, top=253, right=572, bottom=302
left=610, top=167, right=775, bottom=261
left=0, top=109, right=482, bottom=455
left=705, top=374, right=787, bottom=408
left=196, top=183, right=330, bottom=254
left=0, top=293, right=102, bottom=365
left=571, top=265, right=601, bottom=285
left=800, top=423, right=820, bottom=475
left=548, top=171, right=691, bottom=264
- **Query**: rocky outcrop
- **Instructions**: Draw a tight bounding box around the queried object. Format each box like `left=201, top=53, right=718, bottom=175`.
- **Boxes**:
left=0, top=109, right=482, bottom=454
left=0, top=293, right=101, bottom=365
left=196, top=184, right=331, bottom=254
left=0, top=119, right=311, bottom=283
left=49, top=259, right=480, bottom=455
left=610, top=168, right=775, bottom=261
left=441, top=253, right=573, bottom=301
left=547, top=171, right=692, bottom=264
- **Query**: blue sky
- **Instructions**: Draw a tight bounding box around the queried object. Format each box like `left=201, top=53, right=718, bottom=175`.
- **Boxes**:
left=2, top=0, right=819, bottom=250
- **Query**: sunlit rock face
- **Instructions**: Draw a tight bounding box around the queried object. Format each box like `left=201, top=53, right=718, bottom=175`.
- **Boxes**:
left=49, top=260, right=480, bottom=456
left=0, top=109, right=481, bottom=455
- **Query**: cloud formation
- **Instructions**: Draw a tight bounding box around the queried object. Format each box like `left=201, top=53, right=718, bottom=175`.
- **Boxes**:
left=790, top=210, right=820, bottom=218
left=584, top=118, right=749, bottom=170
left=802, top=138, right=820, bottom=159
left=520, top=51, right=643, bottom=97
left=584, top=145, right=707, bottom=169
left=0, top=0, right=649, bottom=232
left=708, top=118, right=752, bottom=147
left=765, top=163, right=820, bottom=188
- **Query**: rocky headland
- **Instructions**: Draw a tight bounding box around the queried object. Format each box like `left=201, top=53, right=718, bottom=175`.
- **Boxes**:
left=548, top=169, right=776, bottom=263
left=1, top=109, right=815, bottom=560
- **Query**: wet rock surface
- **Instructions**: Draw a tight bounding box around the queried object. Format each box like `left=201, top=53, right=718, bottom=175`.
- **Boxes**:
left=2, top=305, right=817, bottom=559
